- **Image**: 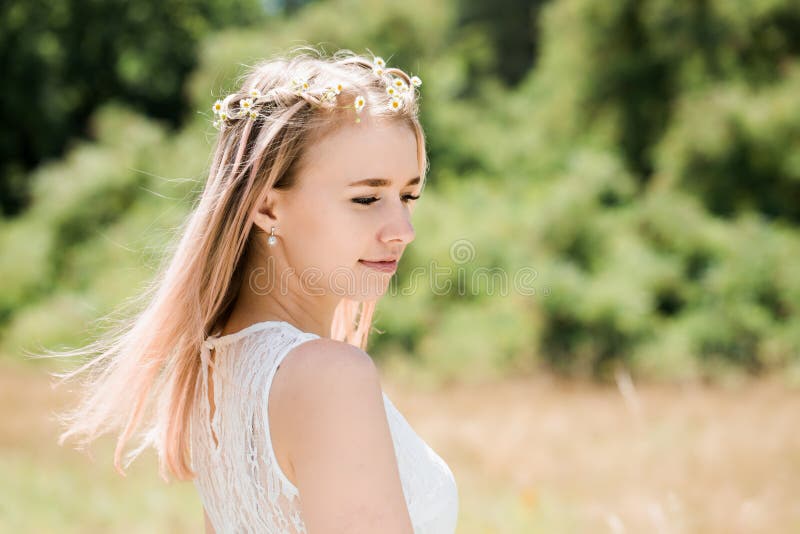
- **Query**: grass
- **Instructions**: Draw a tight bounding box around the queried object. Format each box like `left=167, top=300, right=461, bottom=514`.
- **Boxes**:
left=2, top=358, right=799, bottom=533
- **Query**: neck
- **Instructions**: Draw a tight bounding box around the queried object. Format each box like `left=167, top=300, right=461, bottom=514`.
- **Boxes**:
left=221, top=260, right=342, bottom=339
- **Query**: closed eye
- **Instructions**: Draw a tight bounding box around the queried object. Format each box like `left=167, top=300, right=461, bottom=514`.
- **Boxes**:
left=352, top=194, right=420, bottom=205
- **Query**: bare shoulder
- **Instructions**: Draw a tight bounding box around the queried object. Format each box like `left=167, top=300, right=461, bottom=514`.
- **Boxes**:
left=269, top=337, right=381, bottom=426
left=268, top=338, right=383, bottom=476
left=270, top=338, right=413, bottom=533
left=276, top=337, right=378, bottom=389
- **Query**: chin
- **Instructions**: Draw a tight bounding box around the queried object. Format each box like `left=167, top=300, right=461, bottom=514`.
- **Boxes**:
left=349, top=280, right=393, bottom=301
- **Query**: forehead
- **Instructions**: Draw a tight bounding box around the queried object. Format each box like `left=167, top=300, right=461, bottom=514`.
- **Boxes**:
left=297, top=116, right=421, bottom=188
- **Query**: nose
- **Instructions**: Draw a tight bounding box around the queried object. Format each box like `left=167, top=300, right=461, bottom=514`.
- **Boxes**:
left=380, top=199, right=416, bottom=246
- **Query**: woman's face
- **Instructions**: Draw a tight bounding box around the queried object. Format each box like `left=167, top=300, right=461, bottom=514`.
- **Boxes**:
left=263, top=114, right=423, bottom=303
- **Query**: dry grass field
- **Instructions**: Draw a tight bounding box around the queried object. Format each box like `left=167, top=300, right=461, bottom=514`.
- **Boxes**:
left=1, top=358, right=798, bottom=533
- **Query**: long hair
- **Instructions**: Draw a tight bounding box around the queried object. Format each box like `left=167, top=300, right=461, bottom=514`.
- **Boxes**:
left=39, top=45, right=429, bottom=482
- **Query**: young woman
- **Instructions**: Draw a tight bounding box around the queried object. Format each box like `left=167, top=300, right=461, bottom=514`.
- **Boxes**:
left=51, top=47, right=459, bottom=533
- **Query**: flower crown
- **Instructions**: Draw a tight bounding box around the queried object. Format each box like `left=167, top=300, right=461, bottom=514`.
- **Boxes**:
left=210, top=55, right=422, bottom=130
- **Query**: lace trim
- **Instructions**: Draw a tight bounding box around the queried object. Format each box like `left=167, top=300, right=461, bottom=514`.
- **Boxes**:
left=191, top=320, right=459, bottom=533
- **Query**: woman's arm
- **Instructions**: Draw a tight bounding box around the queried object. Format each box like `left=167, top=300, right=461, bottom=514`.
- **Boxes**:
left=272, top=338, right=414, bottom=534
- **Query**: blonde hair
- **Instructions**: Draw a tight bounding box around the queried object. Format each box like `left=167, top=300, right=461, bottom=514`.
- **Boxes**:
left=43, top=45, right=429, bottom=482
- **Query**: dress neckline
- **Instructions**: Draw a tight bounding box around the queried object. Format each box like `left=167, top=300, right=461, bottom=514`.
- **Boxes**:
left=205, top=320, right=314, bottom=349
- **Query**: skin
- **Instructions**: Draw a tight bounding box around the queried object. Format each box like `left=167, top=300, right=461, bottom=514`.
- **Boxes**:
left=203, top=112, right=423, bottom=533
left=224, top=112, right=422, bottom=338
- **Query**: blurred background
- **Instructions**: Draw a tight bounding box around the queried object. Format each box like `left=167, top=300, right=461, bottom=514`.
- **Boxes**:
left=1, top=0, right=799, bottom=532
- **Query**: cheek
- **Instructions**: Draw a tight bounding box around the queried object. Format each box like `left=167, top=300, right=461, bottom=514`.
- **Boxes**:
left=284, top=196, right=362, bottom=268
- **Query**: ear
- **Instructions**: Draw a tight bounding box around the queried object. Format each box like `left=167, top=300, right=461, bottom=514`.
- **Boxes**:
left=253, top=192, right=280, bottom=233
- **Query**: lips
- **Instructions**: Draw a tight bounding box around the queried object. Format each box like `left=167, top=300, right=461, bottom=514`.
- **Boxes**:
left=361, top=257, right=399, bottom=262
left=359, top=259, right=398, bottom=272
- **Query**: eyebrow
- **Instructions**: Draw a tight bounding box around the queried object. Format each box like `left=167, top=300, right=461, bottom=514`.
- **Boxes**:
left=348, top=176, right=421, bottom=187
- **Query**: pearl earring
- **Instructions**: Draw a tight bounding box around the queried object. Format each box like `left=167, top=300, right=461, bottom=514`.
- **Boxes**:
left=267, top=226, right=278, bottom=246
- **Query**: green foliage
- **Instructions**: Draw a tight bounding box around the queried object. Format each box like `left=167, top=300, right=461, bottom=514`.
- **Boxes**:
left=3, top=0, right=800, bottom=384
left=519, top=0, right=800, bottom=186
left=0, top=103, right=204, bottom=356
left=0, top=0, right=267, bottom=216
left=455, top=0, right=550, bottom=87
left=655, top=65, right=800, bottom=221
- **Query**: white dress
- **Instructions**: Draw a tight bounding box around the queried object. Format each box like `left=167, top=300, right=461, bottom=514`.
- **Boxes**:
left=190, top=320, right=459, bottom=533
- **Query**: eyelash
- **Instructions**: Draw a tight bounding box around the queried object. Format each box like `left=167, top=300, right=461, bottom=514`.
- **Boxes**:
left=352, top=194, right=420, bottom=205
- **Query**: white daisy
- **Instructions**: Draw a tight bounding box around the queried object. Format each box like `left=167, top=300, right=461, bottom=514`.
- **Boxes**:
left=373, top=56, right=386, bottom=68
left=354, top=95, right=366, bottom=112
left=322, top=88, right=337, bottom=103
left=410, top=75, right=422, bottom=87
left=240, top=98, right=254, bottom=110
left=212, top=99, right=224, bottom=114
left=389, top=96, right=402, bottom=111
left=291, top=78, right=309, bottom=95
